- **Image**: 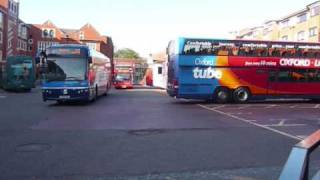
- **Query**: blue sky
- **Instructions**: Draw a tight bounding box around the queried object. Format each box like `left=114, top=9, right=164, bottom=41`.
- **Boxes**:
left=20, top=0, right=316, bottom=57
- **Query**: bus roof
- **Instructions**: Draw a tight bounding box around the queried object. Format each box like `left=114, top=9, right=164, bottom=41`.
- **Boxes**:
left=177, top=37, right=320, bottom=47
left=48, top=44, right=110, bottom=61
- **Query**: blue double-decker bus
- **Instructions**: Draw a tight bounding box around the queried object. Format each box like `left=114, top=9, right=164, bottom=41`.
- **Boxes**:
left=41, top=44, right=112, bottom=103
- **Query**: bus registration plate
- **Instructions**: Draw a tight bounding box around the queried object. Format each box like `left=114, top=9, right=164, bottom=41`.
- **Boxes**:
left=59, top=95, right=70, bottom=99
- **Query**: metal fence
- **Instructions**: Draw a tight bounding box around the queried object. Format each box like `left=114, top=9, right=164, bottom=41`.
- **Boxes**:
left=280, top=130, right=320, bottom=180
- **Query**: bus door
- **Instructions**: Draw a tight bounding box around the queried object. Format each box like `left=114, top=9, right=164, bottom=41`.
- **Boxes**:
left=253, top=68, right=269, bottom=95
left=268, top=69, right=278, bottom=95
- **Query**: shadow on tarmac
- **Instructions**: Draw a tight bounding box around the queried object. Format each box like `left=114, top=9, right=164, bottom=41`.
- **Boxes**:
left=172, top=98, right=318, bottom=105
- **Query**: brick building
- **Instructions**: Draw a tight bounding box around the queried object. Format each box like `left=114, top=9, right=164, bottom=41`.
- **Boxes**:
left=28, top=20, right=114, bottom=61
left=0, top=0, right=30, bottom=61
left=0, top=0, right=113, bottom=63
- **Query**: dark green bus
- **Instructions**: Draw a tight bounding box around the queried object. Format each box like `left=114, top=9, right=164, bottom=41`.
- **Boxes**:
left=1, top=56, right=36, bottom=91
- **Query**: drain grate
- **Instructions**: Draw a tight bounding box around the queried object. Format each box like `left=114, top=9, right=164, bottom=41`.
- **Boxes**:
left=129, top=129, right=165, bottom=136
left=15, top=143, right=52, bottom=152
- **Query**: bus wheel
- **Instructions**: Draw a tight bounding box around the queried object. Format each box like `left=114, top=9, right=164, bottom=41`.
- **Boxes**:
left=214, top=87, right=231, bottom=104
left=233, top=87, right=250, bottom=103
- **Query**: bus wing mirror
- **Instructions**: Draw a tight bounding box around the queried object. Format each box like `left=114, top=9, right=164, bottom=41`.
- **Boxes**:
left=88, top=57, right=93, bottom=64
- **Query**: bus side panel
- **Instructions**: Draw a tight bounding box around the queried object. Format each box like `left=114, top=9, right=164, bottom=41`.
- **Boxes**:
left=223, top=57, right=276, bottom=95
left=177, top=55, right=220, bottom=99
left=178, top=66, right=219, bottom=99
left=226, top=67, right=269, bottom=95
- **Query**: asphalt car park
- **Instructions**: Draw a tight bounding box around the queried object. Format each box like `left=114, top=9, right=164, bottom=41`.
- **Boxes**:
left=197, top=100, right=320, bottom=141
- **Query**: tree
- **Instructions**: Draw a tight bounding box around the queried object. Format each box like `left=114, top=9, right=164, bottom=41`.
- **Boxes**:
left=114, top=48, right=140, bottom=59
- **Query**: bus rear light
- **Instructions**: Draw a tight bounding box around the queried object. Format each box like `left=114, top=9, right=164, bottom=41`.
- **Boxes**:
left=173, top=80, right=179, bottom=89
left=88, top=71, right=95, bottom=84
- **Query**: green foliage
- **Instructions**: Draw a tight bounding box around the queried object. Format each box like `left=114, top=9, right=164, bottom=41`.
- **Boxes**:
left=115, top=48, right=140, bottom=59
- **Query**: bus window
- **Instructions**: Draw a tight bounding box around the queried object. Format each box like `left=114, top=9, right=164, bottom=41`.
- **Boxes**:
left=308, top=70, right=320, bottom=82
left=269, top=70, right=277, bottom=82
left=211, top=46, right=219, bottom=55
left=307, top=51, right=316, bottom=58
left=278, top=70, right=291, bottom=82
left=315, top=52, right=320, bottom=58
left=291, top=69, right=307, bottom=82
left=218, top=46, right=229, bottom=56
left=238, top=47, right=248, bottom=56
left=231, top=47, right=239, bottom=56
left=256, top=48, right=268, bottom=57
left=269, top=48, right=281, bottom=57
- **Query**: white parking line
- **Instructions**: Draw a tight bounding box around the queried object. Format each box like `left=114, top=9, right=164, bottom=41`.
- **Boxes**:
left=211, top=105, right=226, bottom=110
left=314, top=104, right=320, bottom=109
left=265, top=124, right=306, bottom=127
left=289, top=105, right=298, bottom=108
left=228, top=112, right=253, bottom=115
left=197, top=104, right=303, bottom=141
left=265, top=104, right=280, bottom=109
left=0, top=95, right=6, bottom=98
left=238, top=105, right=251, bottom=109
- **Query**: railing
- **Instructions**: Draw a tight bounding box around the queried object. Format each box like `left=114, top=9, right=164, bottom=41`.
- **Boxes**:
left=279, top=130, right=320, bottom=180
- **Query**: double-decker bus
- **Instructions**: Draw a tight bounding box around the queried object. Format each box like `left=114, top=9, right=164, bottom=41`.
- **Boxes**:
left=167, top=37, right=320, bottom=103
left=114, top=71, right=133, bottom=89
left=113, top=61, right=134, bottom=89
left=41, top=44, right=112, bottom=103
left=1, top=56, right=36, bottom=92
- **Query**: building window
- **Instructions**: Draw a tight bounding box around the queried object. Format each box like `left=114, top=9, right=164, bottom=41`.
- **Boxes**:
left=297, top=13, right=307, bottom=23
left=8, top=40, right=12, bottom=48
left=311, top=6, right=320, bottom=16
left=37, top=41, right=59, bottom=51
left=282, top=35, right=288, bottom=41
left=86, top=42, right=97, bottom=50
left=158, top=67, right=163, bottom=75
left=0, top=31, right=2, bottom=44
left=0, top=12, right=3, bottom=29
left=42, top=29, right=48, bottom=38
left=281, top=20, right=289, bottom=28
left=79, top=31, right=84, bottom=40
left=297, top=31, right=305, bottom=41
left=309, top=27, right=318, bottom=37
left=42, top=29, right=55, bottom=38
left=49, top=30, right=55, bottom=38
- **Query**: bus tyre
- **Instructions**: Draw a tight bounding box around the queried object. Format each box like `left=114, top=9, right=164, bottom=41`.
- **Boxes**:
left=214, top=87, right=231, bottom=104
left=233, top=87, right=250, bottom=103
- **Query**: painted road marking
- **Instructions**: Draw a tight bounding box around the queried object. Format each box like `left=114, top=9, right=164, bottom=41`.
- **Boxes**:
left=228, top=112, right=253, bottom=115
left=265, top=124, right=306, bottom=127
left=198, top=104, right=302, bottom=141
left=265, top=104, right=280, bottom=109
left=238, top=105, right=251, bottom=109
left=0, top=95, right=6, bottom=98
left=289, top=105, right=298, bottom=108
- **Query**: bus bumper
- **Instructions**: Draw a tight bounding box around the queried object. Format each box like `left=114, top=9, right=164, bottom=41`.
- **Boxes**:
left=42, top=88, right=90, bottom=102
